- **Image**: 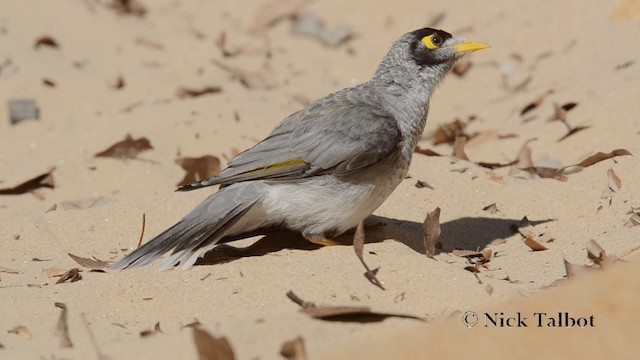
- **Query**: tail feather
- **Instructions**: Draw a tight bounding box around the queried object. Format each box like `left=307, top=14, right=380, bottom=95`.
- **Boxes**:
left=110, top=183, right=264, bottom=271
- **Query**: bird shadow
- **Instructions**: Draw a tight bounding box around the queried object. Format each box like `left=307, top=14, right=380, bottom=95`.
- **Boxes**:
left=195, top=215, right=554, bottom=266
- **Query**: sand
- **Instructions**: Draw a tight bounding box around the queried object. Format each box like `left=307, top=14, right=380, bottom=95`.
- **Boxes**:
left=1, top=0, right=639, bottom=359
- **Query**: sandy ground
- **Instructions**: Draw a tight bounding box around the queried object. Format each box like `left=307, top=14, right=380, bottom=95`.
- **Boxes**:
left=1, top=0, right=640, bottom=359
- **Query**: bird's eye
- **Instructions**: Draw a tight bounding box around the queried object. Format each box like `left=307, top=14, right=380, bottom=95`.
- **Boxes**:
left=421, top=34, right=443, bottom=49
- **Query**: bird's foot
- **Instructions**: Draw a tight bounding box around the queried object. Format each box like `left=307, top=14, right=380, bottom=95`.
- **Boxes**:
left=303, top=233, right=340, bottom=246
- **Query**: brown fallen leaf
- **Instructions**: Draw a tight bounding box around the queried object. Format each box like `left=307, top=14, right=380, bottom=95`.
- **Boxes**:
left=464, top=265, right=480, bottom=273
left=428, top=118, right=466, bottom=145
left=109, top=0, right=147, bottom=17
left=558, top=124, right=591, bottom=142
left=140, top=322, right=163, bottom=337
left=414, top=146, right=442, bottom=156
left=34, top=35, right=59, bottom=49
left=520, top=90, right=554, bottom=116
left=280, top=337, right=307, bottom=360
left=482, top=203, right=499, bottom=214
left=68, top=253, right=109, bottom=269
left=524, top=237, right=548, bottom=251
left=624, top=213, right=640, bottom=228
left=521, top=166, right=567, bottom=181
left=0, top=167, right=55, bottom=197
left=42, top=78, right=56, bottom=87
left=192, top=326, right=236, bottom=360
left=586, top=239, right=610, bottom=267
left=0, top=266, right=20, bottom=274
left=54, top=302, right=73, bottom=348
left=414, top=180, right=434, bottom=189
left=248, top=0, right=311, bottom=33
left=560, top=149, right=632, bottom=176
left=477, top=160, right=518, bottom=170
left=452, top=136, right=469, bottom=161
left=55, top=268, right=82, bottom=284
left=8, top=325, right=31, bottom=338
left=176, top=86, right=222, bottom=99
left=95, top=134, right=153, bottom=159
left=607, top=168, right=622, bottom=190
left=423, top=207, right=441, bottom=258
left=353, top=221, right=385, bottom=290
left=175, top=155, right=221, bottom=187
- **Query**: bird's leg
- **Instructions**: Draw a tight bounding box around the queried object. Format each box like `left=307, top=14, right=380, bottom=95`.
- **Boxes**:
left=303, top=232, right=340, bottom=246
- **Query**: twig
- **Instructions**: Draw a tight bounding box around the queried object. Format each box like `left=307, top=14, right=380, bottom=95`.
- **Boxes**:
left=136, top=213, right=146, bottom=249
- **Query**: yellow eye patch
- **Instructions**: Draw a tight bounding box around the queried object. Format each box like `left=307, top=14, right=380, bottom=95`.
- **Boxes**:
left=421, top=34, right=443, bottom=49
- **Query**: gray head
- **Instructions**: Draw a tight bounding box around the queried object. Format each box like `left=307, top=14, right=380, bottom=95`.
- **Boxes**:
left=373, top=28, right=489, bottom=86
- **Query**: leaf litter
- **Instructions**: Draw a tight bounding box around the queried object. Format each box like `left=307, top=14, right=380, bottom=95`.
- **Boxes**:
left=54, top=302, right=73, bottom=348
left=0, top=167, right=55, bottom=198
left=192, top=326, right=236, bottom=360
left=175, top=155, right=221, bottom=187
left=423, top=207, right=441, bottom=258
left=94, top=134, right=153, bottom=159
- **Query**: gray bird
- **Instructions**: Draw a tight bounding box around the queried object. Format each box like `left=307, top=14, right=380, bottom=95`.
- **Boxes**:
left=110, top=28, right=489, bottom=271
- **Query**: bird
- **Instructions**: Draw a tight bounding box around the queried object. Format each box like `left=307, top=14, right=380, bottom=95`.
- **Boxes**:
left=110, top=28, right=489, bottom=271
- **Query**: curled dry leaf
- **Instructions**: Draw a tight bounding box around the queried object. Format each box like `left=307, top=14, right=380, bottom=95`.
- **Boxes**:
left=54, top=302, right=73, bottom=348
left=0, top=167, right=55, bottom=197
left=175, top=155, right=221, bottom=187
left=280, top=337, right=307, bottom=360
left=34, top=36, right=59, bottom=49
left=95, top=134, right=153, bottom=159
left=560, top=149, right=632, bottom=175
left=55, top=268, right=82, bottom=284
left=176, top=86, right=222, bottom=99
left=558, top=125, right=591, bottom=142
left=68, top=253, right=109, bottom=269
left=428, top=118, right=467, bottom=145
left=192, top=326, right=236, bottom=360
left=423, top=207, right=441, bottom=258
left=452, top=136, right=469, bottom=161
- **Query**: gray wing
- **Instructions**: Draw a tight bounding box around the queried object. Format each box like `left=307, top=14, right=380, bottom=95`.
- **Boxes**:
left=178, top=88, right=401, bottom=191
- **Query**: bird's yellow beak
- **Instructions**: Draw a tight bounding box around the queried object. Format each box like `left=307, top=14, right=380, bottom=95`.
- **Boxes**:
left=453, top=40, right=491, bottom=53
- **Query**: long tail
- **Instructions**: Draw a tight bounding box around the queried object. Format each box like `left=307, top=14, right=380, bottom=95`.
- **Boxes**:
left=109, top=182, right=265, bottom=271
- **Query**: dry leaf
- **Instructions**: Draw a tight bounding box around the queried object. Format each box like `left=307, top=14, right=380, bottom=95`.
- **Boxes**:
left=176, top=86, right=222, bottom=99
left=558, top=125, right=591, bottom=142
left=423, top=207, right=441, bottom=258
left=524, top=237, right=548, bottom=251
left=477, top=160, right=518, bottom=170
left=607, top=168, right=622, bottom=191
left=140, top=322, right=163, bottom=337
left=0, top=266, right=20, bottom=274
left=510, top=138, right=535, bottom=175
left=624, top=213, right=640, bottom=228
left=68, top=253, right=109, bottom=269
left=353, top=221, right=385, bottom=290
left=414, top=180, right=434, bottom=189
left=464, top=265, right=480, bottom=273
left=586, top=240, right=608, bottom=266
left=43, top=267, right=69, bottom=278
left=192, top=326, right=236, bottom=360
left=452, top=136, right=469, bottom=161
left=55, top=268, right=82, bottom=284
left=175, top=155, right=221, bottom=187
left=414, top=146, right=442, bottom=156
left=8, top=325, right=31, bottom=338
left=95, top=134, right=153, bottom=159
left=482, top=203, right=499, bottom=214
left=428, top=118, right=466, bottom=145
left=280, top=337, right=307, bottom=360
left=248, top=0, right=310, bottom=33
left=521, top=166, right=567, bottom=181
left=575, top=149, right=632, bottom=169
left=34, top=36, right=59, bottom=49
left=109, top=0, right=147, bottom=17
left=54, top=302, right=73, bottom=348
left=520, top=91, right=551, bottom=116
left=0, top=167, right=55, bottom=196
